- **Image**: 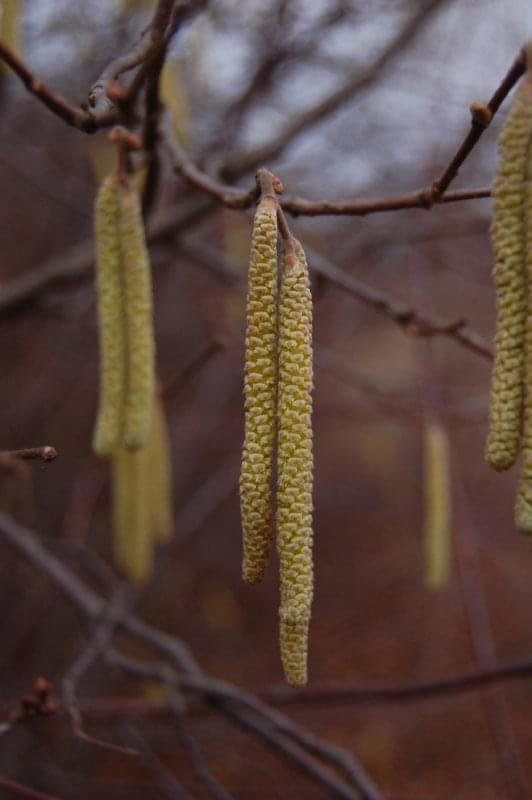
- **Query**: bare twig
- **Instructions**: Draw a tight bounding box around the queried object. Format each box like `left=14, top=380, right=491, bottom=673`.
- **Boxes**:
left=0, top=41, right=97, bottom=131
left=166, top=126, right=491, bottom=217
left=0, top=446, right=57, bottom=463
left=305, top=245, right=492, bottom=360
left=87, top=0, right=178, bottom=118
left=61, top=587, right=136, bottom=755
left=0, top=774, right=62, bottom=800
left=430, top=49, right=526, bottom=201
left=0, top=511, right=382, bottom=800
left=221, top=0, right=448, bottom=178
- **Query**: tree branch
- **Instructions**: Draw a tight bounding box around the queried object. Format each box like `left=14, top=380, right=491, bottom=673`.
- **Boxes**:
left=0, top=41, right=97, bottom=131
left=0, top=446, right=57, bottom=463
left=221, top=0, right=448, bottom=179
left=0, top=511, right=382, bottom=800
left=166, top=125, right=491, bottom=216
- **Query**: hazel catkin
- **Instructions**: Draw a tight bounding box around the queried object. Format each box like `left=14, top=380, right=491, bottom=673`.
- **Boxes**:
left=423, top=419, right=451, bottom=590
left=514, top=84, right=532, bottom=531
left=276, top=236, right=314, bottom=687
left=93, top=175, right=127, bottom=457
left=120, top=183, right=156, bottom=451
left=485, top=79, right=532, bottom=471
left=112, top=442, right=152, bottom=584
left=240, top=182, right=279, bottom=585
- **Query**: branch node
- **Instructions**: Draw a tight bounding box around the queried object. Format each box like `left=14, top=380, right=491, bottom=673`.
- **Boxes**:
left=470, top=100, right=493, bottom=129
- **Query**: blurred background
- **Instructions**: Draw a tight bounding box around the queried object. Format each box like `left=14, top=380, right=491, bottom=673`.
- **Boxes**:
left=1, top=1, right=532, bottom=797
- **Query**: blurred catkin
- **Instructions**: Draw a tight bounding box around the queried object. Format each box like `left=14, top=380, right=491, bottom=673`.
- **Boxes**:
left=93, top=176, right=127, bottom=457
left=486, top=79, right=532, bottom=471
left=112, top=444, right=151, bottom=584
left=277, top=236, right=313, bottom=687
left=423, top=420, right=451, bottom=589
left=111, top=395, right=173, bottom=583
left=240, top=177, right=278, bottom=585
left=146, top=395, right=173, bottom=543
left=120, top=184, right=156, bottom=450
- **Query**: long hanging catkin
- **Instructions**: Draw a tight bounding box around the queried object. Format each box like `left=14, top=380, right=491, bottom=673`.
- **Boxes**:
left=515, top=80, right=532, bottom=530
left=485, top=79, right=532, bottom=471
left=277, top=236, right=313, bottom=687
left=120, top=182, right=155, bottom=451
left=423, top=419, right=451, bottom=590
left=93, top=175, right=127, bottom=457
left=240, top=172, right=279, bottom=585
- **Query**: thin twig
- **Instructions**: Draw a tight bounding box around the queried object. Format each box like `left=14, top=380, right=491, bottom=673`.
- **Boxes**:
left=0, top=41, right=97, bottom=131
left=0, top=446, right=57, bottom=463
left=0, top=511, right=383, bottom=800
left=166, top=126, right=491, bottom=217
left=221, top=0, right=448, bottom=178
left=430, top=49, right=525, bottom=200
left=62, top=587, right=136, bottom=755
left=0, top=774, right=62, bottom=800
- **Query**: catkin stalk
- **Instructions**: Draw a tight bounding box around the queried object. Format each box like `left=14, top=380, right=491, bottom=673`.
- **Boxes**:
left=240, top=177, right=279, bottom=585
left=486, top=79, right=532, bottom=471
left=423, top=420, right=451, bottom=589
left=120, top=183, right=155, bottom=450
left=93, top=176, right=127, bottom=457
left=277, top=236, right=313, bottom=687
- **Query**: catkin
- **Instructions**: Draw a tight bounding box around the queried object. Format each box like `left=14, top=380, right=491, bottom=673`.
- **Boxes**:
left=146, top=395, right=173, bottom=543
left=112, top=443, right=152, bottom=584
left=111, top=395, right=173, bottom=583
left=515, top=80, right=532, bottom=531
left=93, top=176, right=127, bottom=457
left=120, top=184, right=156, bottom=450
left=423, top=420, right=451, bottom=590
left=240, top=188, right=279, bottom=585
left=277, top=236, right=313, bottom=687
left=486, top=80, right=532, bottom=471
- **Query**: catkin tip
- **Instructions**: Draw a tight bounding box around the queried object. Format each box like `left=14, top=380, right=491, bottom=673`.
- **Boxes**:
left=279, top=615, right=309, bottom=687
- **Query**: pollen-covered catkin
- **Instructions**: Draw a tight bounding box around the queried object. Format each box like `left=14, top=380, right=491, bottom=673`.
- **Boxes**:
left=485, top=80, right=532, bottom=471
left=120, top=182, right=155, bottom=450
left=515, top=84, right=532, bottom=531
left=93, top=175, right=127, bottom=457
left=240, top=187, right=278, bottom=585
left=277, top=236, right=313, bottom=687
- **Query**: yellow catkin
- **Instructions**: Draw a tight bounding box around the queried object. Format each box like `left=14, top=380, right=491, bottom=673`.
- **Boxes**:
left=277, top=236, right=313, bottom=687
left=146, top=395, right=173, bottom=543
left=120, top=183, right=156, bottom=450
left=0, top=1, right=20, bottom=70
left=515, top=81, right=532, bottom=530
left=486, top=79, right=532, bottom=471
left=423, top=420, right=451, bottom=590
left=240, top=189, right=278, bottom=585
left=93, top=176, right=127, bottom=457
left=112, top=443, right=152, bottom=584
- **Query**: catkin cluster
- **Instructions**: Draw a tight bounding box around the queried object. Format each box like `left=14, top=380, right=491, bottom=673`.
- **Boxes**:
left=240, top=172, right=314, bottom=686
left=93, top=173, right=172, bottom=582
left=486, top=67, right=532, bottom=532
